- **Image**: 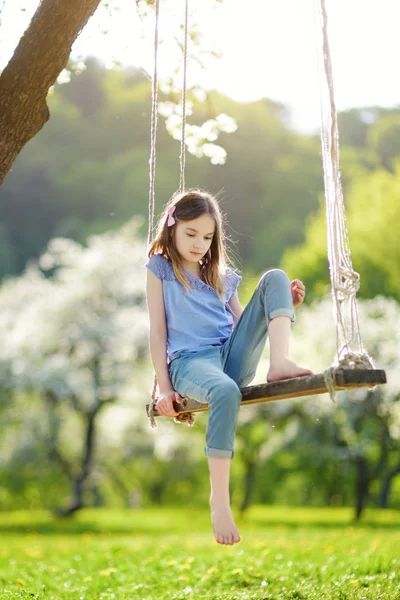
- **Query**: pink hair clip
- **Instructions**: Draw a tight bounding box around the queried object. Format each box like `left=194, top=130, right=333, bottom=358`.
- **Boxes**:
left=166, top=205, right=176, bottom=227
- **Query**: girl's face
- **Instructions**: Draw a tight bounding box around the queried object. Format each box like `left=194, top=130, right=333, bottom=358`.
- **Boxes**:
left=174, top=213, right=216, bottom=268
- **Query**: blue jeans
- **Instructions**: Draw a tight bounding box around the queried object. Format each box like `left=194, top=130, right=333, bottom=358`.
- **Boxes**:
left=168, top=269, right=295, bottom=459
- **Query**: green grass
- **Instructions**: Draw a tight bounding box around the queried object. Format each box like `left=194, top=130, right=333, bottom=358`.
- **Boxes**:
left=0, top=506, right=399, bottom=599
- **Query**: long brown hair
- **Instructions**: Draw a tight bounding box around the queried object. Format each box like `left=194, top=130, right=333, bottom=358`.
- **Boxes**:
left=147, top=189, right=232, bottom=299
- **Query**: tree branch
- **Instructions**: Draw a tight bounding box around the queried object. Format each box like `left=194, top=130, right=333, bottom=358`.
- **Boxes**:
left=45, top=390, right=76, bottom=481
left=0, top=0, right=102, bottom=185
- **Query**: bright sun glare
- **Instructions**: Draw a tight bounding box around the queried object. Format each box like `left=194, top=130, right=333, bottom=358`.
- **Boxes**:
left=1, top=0, right=399, bottom=132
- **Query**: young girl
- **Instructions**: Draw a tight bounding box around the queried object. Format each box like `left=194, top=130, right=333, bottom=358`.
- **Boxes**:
left=145, top=189, right=313, bottom=546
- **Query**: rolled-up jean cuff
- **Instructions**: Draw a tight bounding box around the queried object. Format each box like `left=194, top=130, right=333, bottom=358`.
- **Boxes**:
left=204, top=446, right=234, bottom=459
left=269, top=308, right=296, bottom=324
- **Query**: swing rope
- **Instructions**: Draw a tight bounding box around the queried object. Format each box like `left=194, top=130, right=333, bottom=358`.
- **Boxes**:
left=179, top=0, right=189, bottom=194
left=147, top=0, right=160, bottom=430
left=147, top=0, right=159, bottom=249
left=314, top=0, right=374, bottom=401
left=147, top=0, right=194, bottom=428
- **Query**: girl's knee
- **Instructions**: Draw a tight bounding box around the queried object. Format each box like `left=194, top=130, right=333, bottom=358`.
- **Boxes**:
left=260, top=268, right=290, bottom=287
left=207, top=377, right=242, bottom=406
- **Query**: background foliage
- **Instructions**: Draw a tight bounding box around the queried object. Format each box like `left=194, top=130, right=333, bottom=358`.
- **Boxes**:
left=1, top=57, right=400, bottom=518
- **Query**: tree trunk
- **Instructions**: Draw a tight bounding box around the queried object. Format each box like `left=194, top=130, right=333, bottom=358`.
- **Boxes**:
left=55, top=407, right=98, bottom=517
left=0, top=0, right=102, bottom=185
left=379, top=462, right=400, bottom=508
left=354, top=455, right=369, bottom=521
left=240, top=459, right=257, bottom=515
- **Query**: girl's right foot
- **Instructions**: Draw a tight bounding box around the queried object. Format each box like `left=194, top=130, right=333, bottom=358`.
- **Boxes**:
left=267, top=358, right=314, bottom=382
left=210, top=503, right=241, bottom=545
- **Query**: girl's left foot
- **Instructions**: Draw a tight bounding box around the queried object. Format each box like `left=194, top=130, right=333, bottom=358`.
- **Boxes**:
left=210, top=503, right=241, bottom=546
left=267, top=358, right=314, bottom=382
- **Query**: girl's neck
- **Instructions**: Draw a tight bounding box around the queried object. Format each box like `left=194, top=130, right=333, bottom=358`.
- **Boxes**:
left=181, top=259, right=202, bottom=277
left=184, top=265, right=201, bottom=277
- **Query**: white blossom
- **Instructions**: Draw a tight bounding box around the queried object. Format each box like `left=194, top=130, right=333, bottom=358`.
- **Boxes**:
left=161, top=101, right=236, bottom=165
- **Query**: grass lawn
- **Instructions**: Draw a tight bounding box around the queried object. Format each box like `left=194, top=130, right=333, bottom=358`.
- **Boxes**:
left=0, top=505, right=399, bottom=599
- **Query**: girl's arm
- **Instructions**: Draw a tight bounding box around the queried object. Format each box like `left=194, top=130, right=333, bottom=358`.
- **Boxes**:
left=227, top=290, right=244, bottom=326
left=146, top=270, right=173, bottom=394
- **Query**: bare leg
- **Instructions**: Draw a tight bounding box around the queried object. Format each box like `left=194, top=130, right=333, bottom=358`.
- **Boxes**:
left=267, top=316, right=314, bottom=382
left=208, top=457, right=241, bottom=545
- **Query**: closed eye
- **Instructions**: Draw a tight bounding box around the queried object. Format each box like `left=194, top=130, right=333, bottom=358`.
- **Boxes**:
left=186, top=234, right=213, bottom=240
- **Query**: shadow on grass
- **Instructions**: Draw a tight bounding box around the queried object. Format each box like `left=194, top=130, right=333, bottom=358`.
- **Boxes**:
left=0, top=506, right=399, bottom=536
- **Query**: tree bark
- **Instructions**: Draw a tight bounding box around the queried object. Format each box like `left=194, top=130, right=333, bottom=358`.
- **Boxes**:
left=379, top=461, right=400, bottom=508
left=354, top=455, right=369, bottom=520
left=240, top=459, right=257, bottom=515
left=56, top=357, right=104, bottom=516
left=55, top=407, right=98, bottom=517
left=0, top=0, right=102, bottom=185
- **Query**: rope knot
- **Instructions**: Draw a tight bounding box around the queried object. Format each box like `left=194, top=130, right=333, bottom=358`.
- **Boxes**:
left=323, top=351, right=375, bottom=403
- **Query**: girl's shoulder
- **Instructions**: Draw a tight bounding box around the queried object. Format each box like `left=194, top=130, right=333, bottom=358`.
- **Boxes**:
left=144, top=254, right=175, bottom=281
left=224, top=266, right=242, bottom=286
left=223, top=266, right=242, bottom=299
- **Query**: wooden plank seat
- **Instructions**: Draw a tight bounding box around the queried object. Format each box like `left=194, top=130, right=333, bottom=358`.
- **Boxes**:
left=146, top=369, right=387, bottom=418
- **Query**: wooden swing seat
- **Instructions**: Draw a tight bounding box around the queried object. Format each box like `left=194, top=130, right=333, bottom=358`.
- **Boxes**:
left=146, top=369, right=387, bottom=418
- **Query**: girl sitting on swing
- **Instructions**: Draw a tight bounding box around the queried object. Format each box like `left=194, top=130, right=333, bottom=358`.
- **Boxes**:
left=145, top=189, right=313, bottom=546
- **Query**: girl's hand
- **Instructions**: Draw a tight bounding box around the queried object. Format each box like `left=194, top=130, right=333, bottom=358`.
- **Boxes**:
left=156, top=390, right=183, bottom=418
left=291, top=279, right=306, bottom=309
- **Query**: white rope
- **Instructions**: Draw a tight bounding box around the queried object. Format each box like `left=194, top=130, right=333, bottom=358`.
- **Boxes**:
left=147, top=0, right=160, bottom=249
left=0, top=0, right=7, bottom=30
left=179, top=0, right=189, bottom=193
left=314, top=0, right=374, bottom=400
left=147, top=0, right=160, bottom=428
left=147, top=0, right=194, bottom=428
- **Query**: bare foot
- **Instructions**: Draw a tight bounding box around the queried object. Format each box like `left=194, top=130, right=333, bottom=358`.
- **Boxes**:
left=210, top=504, right=241, bottom=545
left=267, top=358, right=314, bottom=383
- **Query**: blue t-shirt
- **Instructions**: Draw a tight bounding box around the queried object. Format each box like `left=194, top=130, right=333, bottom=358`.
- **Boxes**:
left=145, top=254, right=242, bottom=363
